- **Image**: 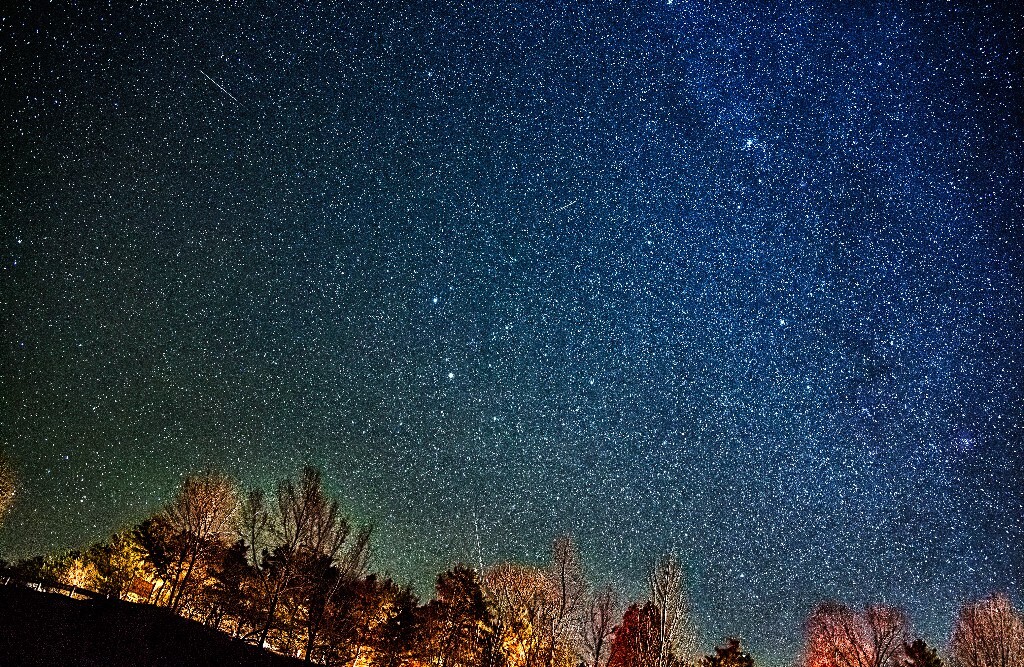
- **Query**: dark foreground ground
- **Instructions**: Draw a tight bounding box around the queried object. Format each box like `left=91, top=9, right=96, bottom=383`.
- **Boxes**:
left=0, top=584, right=304, bottom=666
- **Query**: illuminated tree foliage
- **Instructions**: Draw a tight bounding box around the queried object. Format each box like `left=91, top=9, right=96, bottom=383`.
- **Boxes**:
left=83, top=529, right=152, bottom=599
left=608, top=603, right=662, bottom=667
left=5, top=464, right=1023, bottom=667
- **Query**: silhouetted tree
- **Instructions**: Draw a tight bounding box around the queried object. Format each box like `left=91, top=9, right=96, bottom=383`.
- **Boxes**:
left=702, top=638, right=754, bottom=667
left=9, top=553, right=76, bottom=585
left=255, top=466, right=369, bottom=656
left=200, top=539, right=258, bottom=632
left=237, top=487, right=272, bottom=569
left=134, top=515, right=179, bottom=604
left=256, top=466, right=324, bottom=649
left=421, top=565, right=498, bottom=667
left=374, top=583, right=422, bottom=667
left=903, top=639, right=942, bottom=667
left=299, top=523, right=372, bottom=662
left=546, top=537, right=588, bottom=667
left=317, top=574, right=378, bottom=665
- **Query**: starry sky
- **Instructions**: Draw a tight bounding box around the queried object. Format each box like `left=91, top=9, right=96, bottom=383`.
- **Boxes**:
left=1, top=0, right=1022, bottom=662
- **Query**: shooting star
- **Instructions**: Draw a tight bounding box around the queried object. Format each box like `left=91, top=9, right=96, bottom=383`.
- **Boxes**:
left=199, top=69, right=239, bottom=103
left=551, top=199, right=579, bottom=214
left=473, top=511, right=484, bottom=574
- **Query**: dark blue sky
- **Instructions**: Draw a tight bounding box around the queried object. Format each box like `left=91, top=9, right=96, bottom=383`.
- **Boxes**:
left=1, top=0, right=1021, bottom=662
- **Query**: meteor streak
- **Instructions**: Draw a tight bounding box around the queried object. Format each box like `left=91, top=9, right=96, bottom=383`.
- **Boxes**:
left=199, top=69, right=238, bottom=103
left=551, top=199, right=579, bottom=214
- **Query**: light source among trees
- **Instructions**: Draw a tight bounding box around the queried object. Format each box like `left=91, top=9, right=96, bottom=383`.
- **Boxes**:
left=3, top=462, right=1023, bottom=667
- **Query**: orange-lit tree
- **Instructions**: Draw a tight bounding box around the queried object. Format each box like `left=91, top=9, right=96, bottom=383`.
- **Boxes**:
left=313, top=574, right=419, bottom=667
left=486, top=562, right=555, bottom=667
left=949, top=593, right=1024, bottom=667
left=484, top=538, right=589, bottom=667
left=802, top=603, right=911, bottom=667
left=161, top=472, right=240, bottom=613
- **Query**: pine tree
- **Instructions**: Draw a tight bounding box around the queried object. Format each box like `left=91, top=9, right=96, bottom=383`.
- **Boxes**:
left=903, top=639, right=942, bottom=667
left=703, top=638, right=754, bottom=667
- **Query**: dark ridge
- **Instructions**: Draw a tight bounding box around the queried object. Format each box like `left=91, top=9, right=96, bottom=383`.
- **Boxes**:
left=0, top=584, right=304, bottom=667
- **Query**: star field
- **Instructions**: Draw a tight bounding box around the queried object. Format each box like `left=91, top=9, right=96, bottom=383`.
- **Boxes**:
left=1, top=1, right=1022, bottom=663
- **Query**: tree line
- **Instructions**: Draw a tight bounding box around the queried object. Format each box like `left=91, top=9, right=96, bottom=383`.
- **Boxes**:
left=0, top=463, right=1021, bottom=667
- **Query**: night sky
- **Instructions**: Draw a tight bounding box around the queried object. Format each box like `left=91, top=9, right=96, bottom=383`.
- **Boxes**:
left=1, top=0, right=1022, bottom=663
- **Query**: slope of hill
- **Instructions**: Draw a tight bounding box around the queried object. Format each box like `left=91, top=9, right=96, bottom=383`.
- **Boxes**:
left=0, top=584, right=304, bottom=666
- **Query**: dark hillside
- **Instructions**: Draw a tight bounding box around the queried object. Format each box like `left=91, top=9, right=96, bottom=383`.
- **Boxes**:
left=0, top=585, right=303, bottom=666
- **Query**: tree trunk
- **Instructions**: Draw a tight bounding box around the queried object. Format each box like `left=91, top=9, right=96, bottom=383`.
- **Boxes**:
left=304, top=607, right=323, bottom=663
left=258, top=588, right=281, bottom=649
left=170, top=548, right=199, bottom=613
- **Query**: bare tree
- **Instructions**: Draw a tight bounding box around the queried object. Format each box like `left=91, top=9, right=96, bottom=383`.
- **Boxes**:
left=547, top=537, right=589, bottom=667
left=802, top=602, right=911, bottom=667
left=650, top=554, right=697, bottom=667
left=950, top=593, right=1024, bottom=667
left=583, top=586, right=620, bottom=667
left=300, top=521, right=371, bottom=662
left=236, top=487, right=272, bottom=569
left=162, top=472, right=239, bottom=612
left=254, top=466, right=369, bottom=656
left=0, top=452, right=16, bottom=525
left=482, top=540, right=589, bottom=667
left=256, top=465, right=319, bottom=649
left=486, top=561, right=557, bottom=667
